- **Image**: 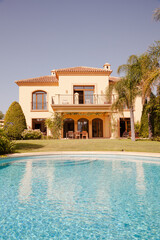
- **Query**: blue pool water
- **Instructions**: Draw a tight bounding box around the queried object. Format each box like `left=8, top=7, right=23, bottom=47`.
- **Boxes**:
left=0, top=154, right=160, bottom=239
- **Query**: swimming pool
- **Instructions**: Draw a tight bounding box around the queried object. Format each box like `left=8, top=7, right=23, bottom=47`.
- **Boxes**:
left=0, top=154, right=160, bottom=239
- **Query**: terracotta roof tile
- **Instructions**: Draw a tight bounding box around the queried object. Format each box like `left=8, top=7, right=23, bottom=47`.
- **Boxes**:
left=15, top=75, right=58, bottom=84
left=109, top=76, right=120, bottom=82
left=54, top=66, right=112, bottom=73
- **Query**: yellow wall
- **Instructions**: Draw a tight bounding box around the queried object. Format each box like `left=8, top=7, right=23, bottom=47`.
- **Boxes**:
left=19, top=74, right=110, bottom=129
left=62, top=113, right=111, bottom=138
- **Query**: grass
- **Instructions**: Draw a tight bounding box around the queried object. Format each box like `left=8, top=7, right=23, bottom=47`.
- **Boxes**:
left=13, top=139, right=160, bottom=153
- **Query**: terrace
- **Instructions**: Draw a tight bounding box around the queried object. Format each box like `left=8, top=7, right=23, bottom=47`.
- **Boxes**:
left=51, top=93, right=116, bottom=112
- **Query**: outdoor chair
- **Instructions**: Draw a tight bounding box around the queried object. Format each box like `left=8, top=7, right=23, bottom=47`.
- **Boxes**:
left=82, top=131, right=88, bottom=139
left=66, top=131, right=74, bottom=139
left=74, top=131, right=80, bottom=139
left=122, top=131, right=129, bottom=138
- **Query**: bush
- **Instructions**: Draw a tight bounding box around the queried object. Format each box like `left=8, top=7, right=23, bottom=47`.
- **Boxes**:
left=139, top=104, right=149, bottom=138
left=153, top=136, right=160, bottom=142
left=45, top=113, right=63, bottom=139
left=0, top=111, right=4, bottom=120
left=4, top=101, right=27, bottom=139
left=140, top=94, right=160, bottom=138
left=0, top=128, right=6, bottom=137
left=0, top=136, right=15, bottom=155
left=21, top=129, right=43, bottom=140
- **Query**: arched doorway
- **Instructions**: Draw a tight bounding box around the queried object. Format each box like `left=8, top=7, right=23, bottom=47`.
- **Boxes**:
left=78, top=118, right=89, bottom=136
left=92, top=118, right=103, bottom=137
left=63, top=118, right=74, bottom=138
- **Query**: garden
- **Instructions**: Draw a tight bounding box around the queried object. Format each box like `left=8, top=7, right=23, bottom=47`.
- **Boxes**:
left=0, top=41, right=160, bottom=156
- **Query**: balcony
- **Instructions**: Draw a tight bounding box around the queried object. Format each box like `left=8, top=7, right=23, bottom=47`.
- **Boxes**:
left=51, top=94, right=114, bottom=113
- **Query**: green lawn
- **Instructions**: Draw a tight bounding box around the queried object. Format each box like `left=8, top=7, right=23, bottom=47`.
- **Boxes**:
left=14, top=139, right=160, bottom=153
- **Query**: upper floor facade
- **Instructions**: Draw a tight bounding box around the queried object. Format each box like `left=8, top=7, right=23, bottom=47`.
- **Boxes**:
left=15, top=63, right=119, bottom=114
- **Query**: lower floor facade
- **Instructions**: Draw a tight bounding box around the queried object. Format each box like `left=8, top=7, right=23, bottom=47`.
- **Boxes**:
left=62, top=113, right=110, bottom=138
left=31, top=112, right=132, bottom=139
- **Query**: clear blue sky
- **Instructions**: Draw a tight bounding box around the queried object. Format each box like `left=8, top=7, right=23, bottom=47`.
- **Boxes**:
left=0, top=0, right=160, bottom=113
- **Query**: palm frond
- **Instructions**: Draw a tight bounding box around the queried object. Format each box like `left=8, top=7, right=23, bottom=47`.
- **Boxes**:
left=153, top=8, right=160, bottom=21
left=106, top=83, right=114, bottom=102
left=143, top=69, right=160, bottom=95
left=117, top=64, right=129, bottom=75
left=127, top=55, right=139, bottom=65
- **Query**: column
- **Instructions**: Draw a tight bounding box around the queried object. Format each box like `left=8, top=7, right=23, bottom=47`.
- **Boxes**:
left=75, top=120, right=78, bottom=132
left=103, top=114, right=110, bottom=138
left=89, top=119, right=92, bottom=138
left=74, top=93, right=79, bottom=104
left=110, top=114, right=119, bottom=139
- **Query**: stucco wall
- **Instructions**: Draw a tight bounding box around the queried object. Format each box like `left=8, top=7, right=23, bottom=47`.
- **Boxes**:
left=59, top=75, right=109, bottom=95
left=18, top=73, right=143, bottom=137
left=19, top=74, right=110, bottom=128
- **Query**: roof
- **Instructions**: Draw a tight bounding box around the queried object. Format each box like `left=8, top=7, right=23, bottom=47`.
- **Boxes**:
left=53, top=66, right=112, bottom=73
left=15, top=75, right=58, bottom=86
left=15, top=66, right=119, bottom=86
left=109, top=76, right=120, bottom=82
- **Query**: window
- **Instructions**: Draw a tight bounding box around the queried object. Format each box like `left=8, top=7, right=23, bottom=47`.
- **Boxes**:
left=120, top=118, right=131, bottom=137
left=32, top=91, right=47, bottom=110
left=78, top=118, right=89, bottom=132
left=73, top=86, right=94, bottom=104
left=32, top=118, right=47, bottom=134
left=92, top=118, right=103, bottom=137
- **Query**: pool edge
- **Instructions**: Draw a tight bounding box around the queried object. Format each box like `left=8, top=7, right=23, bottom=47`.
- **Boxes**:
left=4, top=151, right=160, bottom=159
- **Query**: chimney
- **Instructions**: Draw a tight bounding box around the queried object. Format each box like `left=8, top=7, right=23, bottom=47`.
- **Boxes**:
left=103, top=62, right=111, bottom=70
left=51, top=70, right=56, bottom=76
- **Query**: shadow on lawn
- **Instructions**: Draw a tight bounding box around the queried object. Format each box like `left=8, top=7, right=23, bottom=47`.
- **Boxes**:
left=15, top=143, right=44, bottom=151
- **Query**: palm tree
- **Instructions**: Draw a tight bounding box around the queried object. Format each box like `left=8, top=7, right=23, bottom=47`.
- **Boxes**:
left=107, top=55, right=141, bottom=141
left=153, top=8, right=160, bottom=21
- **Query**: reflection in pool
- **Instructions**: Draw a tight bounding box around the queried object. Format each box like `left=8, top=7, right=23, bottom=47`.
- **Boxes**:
left=0, top=155, right=160, bottom=239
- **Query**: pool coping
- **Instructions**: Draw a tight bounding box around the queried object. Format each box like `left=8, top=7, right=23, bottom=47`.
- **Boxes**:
left=5, top=151, right=160, bottom=159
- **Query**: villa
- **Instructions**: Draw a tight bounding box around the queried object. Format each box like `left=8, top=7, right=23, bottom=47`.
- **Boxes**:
left=15, top=63, right=142, bottom=138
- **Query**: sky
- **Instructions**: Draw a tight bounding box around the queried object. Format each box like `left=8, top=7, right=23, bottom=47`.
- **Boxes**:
left=0, top=0, right=160, bottom=114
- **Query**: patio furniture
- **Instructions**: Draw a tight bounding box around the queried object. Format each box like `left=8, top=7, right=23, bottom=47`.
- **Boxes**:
left=82, top=131, right=88, bottom=139
left=74, top=131, right=80, bottom=139
left=122, top=131, right=129, bottom=138
left=66, top=131, right=74, bottom=139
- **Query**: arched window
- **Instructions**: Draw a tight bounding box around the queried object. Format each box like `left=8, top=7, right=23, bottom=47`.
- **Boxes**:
left=32, top=91, right=47, bottom=110
left=92, top=118, right=103, bottom=137
left=78, top=118, right=89, bottom=132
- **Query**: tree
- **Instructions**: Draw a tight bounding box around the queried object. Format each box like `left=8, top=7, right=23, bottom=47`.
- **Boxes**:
left=4, top=101, right=27, bottom=139
left=0, top=111, right=4, bottom=119
left=139, top=42, right=160, bottom=138
left=107, top=55, right=141, bottom=141
left=153, top=8, right=160, bottom=21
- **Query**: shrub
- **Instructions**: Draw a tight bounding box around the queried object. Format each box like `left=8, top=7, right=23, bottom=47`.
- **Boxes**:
left=21, top=129, right=43, bottom=140
left=0, top=135, right=15, bottom=155
left=139, top=104, right=149, bottom=138
left=0, top=111, right=4, bottom=120
left=134, top=121, right=140, bottom=137
left=45, top=113, right=63, bottom=139
left=4, top=102, right=27, bottom=139
left=0, top=128, right=6, bottom=137
left=153, top=136, right=160, bottom=142
left=140, top=94, right=160, bottom=138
